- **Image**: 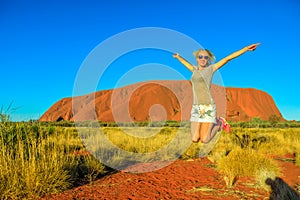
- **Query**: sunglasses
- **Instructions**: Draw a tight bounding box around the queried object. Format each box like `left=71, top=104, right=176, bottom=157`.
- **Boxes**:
left=198, top=55, right=210, bottom=60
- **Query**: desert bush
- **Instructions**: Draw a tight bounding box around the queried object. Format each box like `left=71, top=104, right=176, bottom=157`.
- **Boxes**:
left=232, top=132, right=269, bottom=150
left=214, top=127, right=300, bottom=190
left=217, top=148, right=280, bottom=189
left=0, top=122, right=106, bottom=199
left=66, top=151, right=106, bottom=186
left=0, top=123, right=70, bottom=199
left=295, top=148, right=300, bottom=168
left=269, top=114, right=281, bottom=127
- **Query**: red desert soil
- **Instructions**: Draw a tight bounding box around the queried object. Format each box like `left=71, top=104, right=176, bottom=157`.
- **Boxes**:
left=42, top=156, right=300, bottom=200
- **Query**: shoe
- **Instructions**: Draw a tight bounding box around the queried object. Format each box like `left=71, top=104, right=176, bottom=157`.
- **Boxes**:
left=219, top=117, right=231, bottom=133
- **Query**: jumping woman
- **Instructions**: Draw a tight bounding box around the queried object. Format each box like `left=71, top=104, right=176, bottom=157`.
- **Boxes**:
left=173, top=43, right=260, bottom=144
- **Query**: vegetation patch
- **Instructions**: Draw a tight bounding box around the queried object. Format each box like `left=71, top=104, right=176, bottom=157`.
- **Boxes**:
left=1, top=107, right=300, bottom=199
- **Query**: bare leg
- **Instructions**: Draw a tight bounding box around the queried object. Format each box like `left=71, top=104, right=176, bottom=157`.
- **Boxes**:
left=199, top=123, right=212, bottom=143
left=191, top=122, right=201, bottom=142
left=202, top=122, right=221, bottom=144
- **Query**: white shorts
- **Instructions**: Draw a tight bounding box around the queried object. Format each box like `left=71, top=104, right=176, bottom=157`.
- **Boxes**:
left=190, top=104, right=217, bottom=123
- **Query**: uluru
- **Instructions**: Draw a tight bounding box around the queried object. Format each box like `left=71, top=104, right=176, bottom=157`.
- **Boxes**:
left=39, top=80, right=284, bottom=122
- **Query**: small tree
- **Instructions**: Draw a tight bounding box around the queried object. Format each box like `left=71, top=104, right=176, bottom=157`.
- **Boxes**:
left=251, top=117, right=263, bottom=128
left=269, top=114, right=281, bottom=127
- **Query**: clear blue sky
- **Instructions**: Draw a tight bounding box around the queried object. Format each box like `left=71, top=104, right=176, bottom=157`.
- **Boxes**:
left=1, top=0, right=300, bottom=121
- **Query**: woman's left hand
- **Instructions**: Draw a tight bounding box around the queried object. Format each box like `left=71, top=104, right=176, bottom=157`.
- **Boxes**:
left=247, top=43, right=261, bottom=51
left=173, top=53, right=180, bottom=58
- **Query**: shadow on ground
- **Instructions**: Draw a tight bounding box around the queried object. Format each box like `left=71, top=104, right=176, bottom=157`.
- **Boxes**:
left=266, top=177, right=300, bottom=200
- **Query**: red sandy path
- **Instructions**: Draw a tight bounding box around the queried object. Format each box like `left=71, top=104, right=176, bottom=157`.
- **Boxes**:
left=275, top=155, right=300, bottom=187
left=42, top=157, right=299, bottom=200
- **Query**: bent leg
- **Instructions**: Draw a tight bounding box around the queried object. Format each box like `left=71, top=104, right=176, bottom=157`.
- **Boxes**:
left=191, top=122, right=201, bottom=142
left=199, top=123, right=212, bottom=143
left=201, top=122, right=221, bottom=143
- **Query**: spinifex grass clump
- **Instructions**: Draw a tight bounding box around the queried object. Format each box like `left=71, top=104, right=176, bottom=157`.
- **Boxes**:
left=217, top=148, right=280, bottom=189
left=295, top=148, right=300, bottom=168
left=0, top=123, right=71, bottom=199
left=0, top=122, right=105, bottom=199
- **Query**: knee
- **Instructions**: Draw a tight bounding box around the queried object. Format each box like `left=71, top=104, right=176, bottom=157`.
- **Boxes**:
left=192, top=138, right=200, bottom=143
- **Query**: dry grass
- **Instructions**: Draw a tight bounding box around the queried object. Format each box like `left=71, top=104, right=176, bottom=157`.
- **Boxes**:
left=0, top=123, right=105, bottom=199
left=212, top=128, right=300, bottom=190
left=1, top=119, right=299, bottom=199
left=296, top=148, right=300, bottom=168
left=217, top=148, right=280, bottom=189
left=77, top=126, right=192, bottom=169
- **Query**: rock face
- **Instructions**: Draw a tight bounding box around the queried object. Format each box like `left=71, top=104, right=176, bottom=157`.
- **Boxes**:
left=39, top=80, right=284, bottom=122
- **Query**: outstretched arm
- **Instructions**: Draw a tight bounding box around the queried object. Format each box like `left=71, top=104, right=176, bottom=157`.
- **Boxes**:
left=213, top=43, right=260, bottom=72
left=173, top=53, right=194, bottom=72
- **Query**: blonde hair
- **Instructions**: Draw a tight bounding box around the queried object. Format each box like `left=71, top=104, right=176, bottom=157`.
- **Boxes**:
left=193, top=49, right=216, bottom=64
